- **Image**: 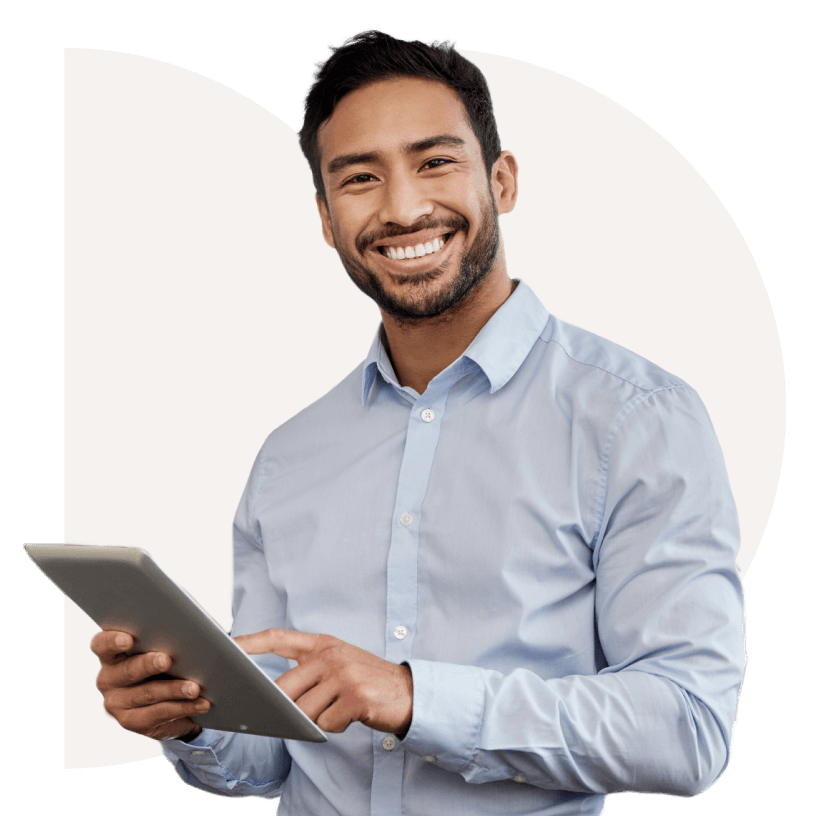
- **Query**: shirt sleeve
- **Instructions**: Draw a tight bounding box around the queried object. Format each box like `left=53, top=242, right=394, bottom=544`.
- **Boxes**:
left=401, top=385, right=745, bottom=796
left=162, top=727, right=290, bottom=797
left=162, top=443, right=293, bottom=797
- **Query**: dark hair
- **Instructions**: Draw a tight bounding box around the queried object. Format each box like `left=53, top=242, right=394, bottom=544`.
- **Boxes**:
left=298, top=30, right=501, bottom=198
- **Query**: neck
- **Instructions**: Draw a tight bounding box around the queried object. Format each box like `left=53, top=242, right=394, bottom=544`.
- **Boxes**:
left=381, top=259, right=515, bottom=395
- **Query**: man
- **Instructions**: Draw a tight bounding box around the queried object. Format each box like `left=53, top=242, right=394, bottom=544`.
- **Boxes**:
left=92, top=31, right=744, bottom=815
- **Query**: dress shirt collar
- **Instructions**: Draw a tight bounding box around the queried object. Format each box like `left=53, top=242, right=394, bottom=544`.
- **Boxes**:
left=361, top=280, right=550, bottom=405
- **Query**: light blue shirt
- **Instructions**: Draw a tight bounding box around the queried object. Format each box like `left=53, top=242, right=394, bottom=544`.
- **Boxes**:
left=164, top=280, right=744, bottom=815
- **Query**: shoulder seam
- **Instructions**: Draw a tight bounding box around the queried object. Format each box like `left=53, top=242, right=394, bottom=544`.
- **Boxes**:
left=538, top=335, right=686, bottom=393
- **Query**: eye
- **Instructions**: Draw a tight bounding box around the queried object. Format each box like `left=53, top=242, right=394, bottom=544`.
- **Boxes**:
left=421, top=158, right=453, bottom=170
left=342, top=173, right=378, bottom=186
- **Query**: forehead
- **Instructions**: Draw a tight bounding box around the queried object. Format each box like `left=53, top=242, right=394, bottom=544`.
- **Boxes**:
left=317, top=76, right=476, bottom=168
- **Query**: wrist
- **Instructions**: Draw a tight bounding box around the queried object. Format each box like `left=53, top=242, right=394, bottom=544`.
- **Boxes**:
left=395, top=663, right=413, bottom=737
left=176, top=724, right=203, bottom=743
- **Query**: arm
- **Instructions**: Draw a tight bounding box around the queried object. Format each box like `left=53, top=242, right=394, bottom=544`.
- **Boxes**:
left=400, top=385, right=745, bottom=795
left=160, top=449, right=293, bottom=797
left=89, top=628, right=287, bottom=798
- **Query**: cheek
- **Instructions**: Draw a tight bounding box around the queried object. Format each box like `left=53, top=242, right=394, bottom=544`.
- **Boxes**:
left=332, top=200, right=373, bottom=248
left=438, top=177, right=486, bottom=217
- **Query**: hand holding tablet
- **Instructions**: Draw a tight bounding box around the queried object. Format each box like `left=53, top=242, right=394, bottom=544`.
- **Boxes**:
left=91, top=628, right=211, bottom=742
left=25, top=544, right=327, bottom=743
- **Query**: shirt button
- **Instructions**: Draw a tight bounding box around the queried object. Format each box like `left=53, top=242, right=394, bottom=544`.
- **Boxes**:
left=421, top=408, right=435, bottom=422
left=514, top=775, right=526, bottom=783
left=422, top=755, right=436, bottom=763
left=382, top=736, right=397, bottom=751
left=399, top=512, right=413, bottom=526
left=394, top=625, right=408, bottom=639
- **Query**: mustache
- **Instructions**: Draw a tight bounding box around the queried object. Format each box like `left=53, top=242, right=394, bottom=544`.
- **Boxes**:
left=356, top=216, right=469, bottom=255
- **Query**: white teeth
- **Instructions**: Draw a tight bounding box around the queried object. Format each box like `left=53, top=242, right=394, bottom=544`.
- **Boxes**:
left=382, top=234, right=448, bottom=260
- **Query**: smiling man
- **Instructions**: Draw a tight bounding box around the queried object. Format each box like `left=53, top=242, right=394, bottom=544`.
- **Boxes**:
left=313, top=73, right=518, bottom=394
left=91, top=31, right=744, bottom=815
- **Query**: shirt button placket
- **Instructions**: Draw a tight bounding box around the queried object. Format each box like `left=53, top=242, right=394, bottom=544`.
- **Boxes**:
left=374, top=388, right=449, bottom=814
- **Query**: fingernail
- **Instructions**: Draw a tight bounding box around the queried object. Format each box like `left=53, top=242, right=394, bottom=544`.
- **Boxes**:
left=182, top=683, right=195, bottom=698
left=194, top=700, right=209, bottom=712
left=154, top=654, right=168, bottom=670
left=115, top=634, right=129, bottom=649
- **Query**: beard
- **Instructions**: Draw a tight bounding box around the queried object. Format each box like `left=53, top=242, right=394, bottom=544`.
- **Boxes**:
left=332, top=196, right=500, bottom=323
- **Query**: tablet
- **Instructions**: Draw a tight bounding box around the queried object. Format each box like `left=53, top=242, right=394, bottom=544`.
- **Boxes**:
left=25, top=543, right=327, bottom=743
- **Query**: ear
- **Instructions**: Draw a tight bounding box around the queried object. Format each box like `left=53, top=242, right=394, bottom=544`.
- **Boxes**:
left=316, top=193, right=336, bottom=248
left=491, top=150, right=519, bottom=215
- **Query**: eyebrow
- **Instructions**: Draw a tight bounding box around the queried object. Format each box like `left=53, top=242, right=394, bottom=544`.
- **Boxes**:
left=326, top=134, right=467, bottom=176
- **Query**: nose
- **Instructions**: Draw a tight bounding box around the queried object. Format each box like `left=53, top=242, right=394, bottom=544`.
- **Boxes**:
left=378, top=171, right=433, bottom=226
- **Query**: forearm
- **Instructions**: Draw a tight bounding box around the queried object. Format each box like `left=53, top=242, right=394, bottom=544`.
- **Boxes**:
left=402, top=659, right=735, bottom=796
left=173, top=454, right=300, bottom=798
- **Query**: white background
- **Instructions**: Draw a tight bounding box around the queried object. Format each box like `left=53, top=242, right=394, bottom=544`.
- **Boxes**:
left=63, top=34, right=782, bottom=767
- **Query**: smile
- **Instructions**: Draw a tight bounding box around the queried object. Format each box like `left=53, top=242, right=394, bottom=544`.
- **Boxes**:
left=378, top=233, right=450, bottom=260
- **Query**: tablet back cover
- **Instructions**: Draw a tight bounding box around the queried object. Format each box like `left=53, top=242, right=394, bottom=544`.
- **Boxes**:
left=26, top=544, right=326, bottom=742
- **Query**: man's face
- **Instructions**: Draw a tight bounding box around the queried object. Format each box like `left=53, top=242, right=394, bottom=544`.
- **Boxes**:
left=316, top=77, right=509, bottom=322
